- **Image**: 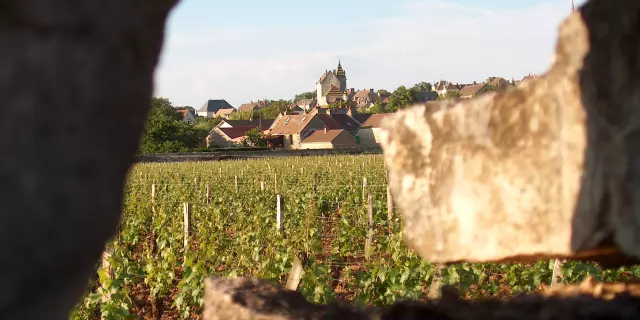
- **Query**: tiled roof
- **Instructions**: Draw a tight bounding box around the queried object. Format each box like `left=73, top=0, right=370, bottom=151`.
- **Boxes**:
left=216, top=108, right=236, bottom=116
left=221, top=119, right=275, bottom=131
left=199, top=99, right=234, bottom=113
left=316, top=114, right=343, bottom=130
left=268, top=114, right=313, bottom=135
left=218, top=126, right=255, bottom=140
left=459, top=84, right=486, bottom=97
left=237, top=103, right=258, bottom=112
left=301, top=129, right=347, bottom=143
left=360, top=113, right=391, bottom=128
left=331, top=114, right=360, bottom=132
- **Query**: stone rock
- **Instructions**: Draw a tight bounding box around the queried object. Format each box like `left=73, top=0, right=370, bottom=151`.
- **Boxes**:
left=379, top=1, right=640, bottom=266
left=0, top=0, right=177, bottom=319
left=202, top=277, right=369, bottom=320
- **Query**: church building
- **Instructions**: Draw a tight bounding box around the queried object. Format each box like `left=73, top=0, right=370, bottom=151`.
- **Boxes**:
left=316, top=61, right=349, bottom=106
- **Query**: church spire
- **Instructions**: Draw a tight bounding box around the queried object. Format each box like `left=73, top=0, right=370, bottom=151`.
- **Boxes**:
left=336, top=60, right=345, bottom=77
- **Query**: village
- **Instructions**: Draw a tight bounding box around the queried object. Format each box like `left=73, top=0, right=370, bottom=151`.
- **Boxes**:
left=170, top=61, right=539, bottom=151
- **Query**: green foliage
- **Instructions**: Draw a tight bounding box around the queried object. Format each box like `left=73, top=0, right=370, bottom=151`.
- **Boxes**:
left=367, top=101, right=393, bottom=114
left=243, top=128, right=267, bottom=147
left=437, top=91, right=461, bottom=101
left=72, top=155, right=640, bottom=318
left=193, top=116, right=222, bottom=141
left=377, top=89, right=391, bottom=97
left=294, top=91, right=316, bottom=102
left=411, top=81, right=432, bottom=92
left=229, top=100, right=290, bottom=120
left=138, top=97, right=201, bottom=154
left=387, top=86, right=416, bottom=111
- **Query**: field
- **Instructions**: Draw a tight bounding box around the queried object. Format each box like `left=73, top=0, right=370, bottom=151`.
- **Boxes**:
left=72, top=155, right=640, bottom=319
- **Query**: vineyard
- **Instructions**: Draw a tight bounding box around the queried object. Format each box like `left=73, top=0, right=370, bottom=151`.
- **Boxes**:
left=71, top=154, right=640, bottom=319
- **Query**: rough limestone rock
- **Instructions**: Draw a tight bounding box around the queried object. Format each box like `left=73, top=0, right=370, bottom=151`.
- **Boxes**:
left=379, top=0, right=640, bottom=266
left=202, top=277, right=640, bottom=320
left=0, top=0, right=177, bottom=319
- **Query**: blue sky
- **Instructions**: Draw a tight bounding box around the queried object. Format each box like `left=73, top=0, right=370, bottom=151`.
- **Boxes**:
left=154, top=0, right=588, bottom=108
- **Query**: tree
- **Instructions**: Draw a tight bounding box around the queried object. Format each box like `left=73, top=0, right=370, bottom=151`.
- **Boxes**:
left=437, top=91, right=461, bottom=101
left=138, top=97, right=201, bottom=153
left=387, top=85, right=416, bottom=111
left=194, top=116, right=222, bottom=142
left=377, top=89, right=391, bottom=97
left=368, top=101, right=390, bottom=114
left=243, top=127, right=267, bottom=147
left=412, top=81, right=432, bottom=92
left=294, top=91, right=316, bottom=101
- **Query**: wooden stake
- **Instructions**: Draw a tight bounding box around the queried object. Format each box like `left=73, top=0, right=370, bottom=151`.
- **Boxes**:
left=206, top=184, right=211, bottom=204
left=312, top=173, right=318, bottom=199
left=428, top=264, right=445, bottom=299
left=551, top=259, right=564, bottom=287
left=365, top=193, right=374, bottom=261
left=387, top=186, right=394, bottom=221
left=285, top=252, right=306, bottom=291
left=234, top=176, right=238, bottom=192
left=183, top=203, right=191, bottom=251
left=362, top=177, right=368, bottom=202
left=276, top=194, right=283, bottom=232
left=260, top=180, right=265, bottom=191
left=274, top=173, right=278, bottom=194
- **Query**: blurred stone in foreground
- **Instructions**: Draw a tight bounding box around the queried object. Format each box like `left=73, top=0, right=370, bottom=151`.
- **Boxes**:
left=379, top=1, right=640, bottom=267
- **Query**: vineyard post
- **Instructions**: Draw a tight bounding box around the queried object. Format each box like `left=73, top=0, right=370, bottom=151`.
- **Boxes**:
left=285, top=252, right=306, bottom=291
left=365, top=193, right=374, bottom=261
left=274, top=173, right=278, bottom=194
left=206, top=183, right=211, bottom=204
left=387, top=185, right=394, bottom=221
left=218, top=167, right=222, bottom=177
left=312, top=173, right=318, bottom=199
left=234, top=175, right=239, bottom=192
left=100, top=246, right=114, bottom=305
left=551, top=259, right=564, bottom=287
left=276, top=194, right=283, bottom=233
left=183, top=202, right=191, bottom=256
left=362, top=177, right=367, bottom=202
left=427, top=264, right=446, bottom=299
left=260, top=180, right=265, bottom=192
left=151, top=183, right=156, bottom=206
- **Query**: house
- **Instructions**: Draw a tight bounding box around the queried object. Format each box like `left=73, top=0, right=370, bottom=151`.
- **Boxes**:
left=237, top=103, right=259, bottom=113
left=433, top=80, right=460, bottom=96
left=206, top=126, right=255, bottom=148
left=286, top=105, right=305, bottom=115
left=354, top=113, right=391, bottom=146
left=295, top=98, right=317, bottom=111
left=216, top=108, right=237, bottom=119
left=489, top=77, right=510, bottom=91
left=299, top=128, right=356, bottom=149
left=352, top=89, right=379, bottom=107
left=197, top=99, right=235, bottom=118
left=217, top=119, right=274, bottom=131
left=459, top=83, right=491, bottom=99
left=264, top=110, right=342, bottom=150
left=176, top=109, right=196, bottom=124
left=330, top=113, right=361, bottom=135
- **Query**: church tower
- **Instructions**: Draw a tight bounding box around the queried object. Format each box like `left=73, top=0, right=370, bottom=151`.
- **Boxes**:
left=336, top=61, right=347, bottom=92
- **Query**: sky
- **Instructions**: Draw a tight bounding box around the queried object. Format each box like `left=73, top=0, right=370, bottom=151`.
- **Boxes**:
left=153, top=0, right=589, bottom=109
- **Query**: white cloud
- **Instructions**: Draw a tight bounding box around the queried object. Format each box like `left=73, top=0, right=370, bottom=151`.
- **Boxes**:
left=154, top=0, right=576, bottom=108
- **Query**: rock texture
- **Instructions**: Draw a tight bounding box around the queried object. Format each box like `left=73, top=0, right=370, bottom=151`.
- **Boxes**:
left=379, top=1, right=640, bottom=266
left=0, top=0, right=177, bottom=319
left=203, top=277, right=640, bottom=320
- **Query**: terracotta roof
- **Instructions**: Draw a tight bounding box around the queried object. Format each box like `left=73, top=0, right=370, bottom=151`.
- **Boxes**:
left=268, top=114, right=314, bottom=135
left=176, top=109, right=191, bottom=116
left=324, top=85, right=343, bottom=96
left=237, top=103, right=258, bottom=112
left=218, top=126, right=255, bottom=140
left=216, top=108, right=236, bottom=116
left=360, top=113, right=391, bottom=128
left=301, top=129, right=347, bottom=143
left=459, top=84, right=486, bottom=97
